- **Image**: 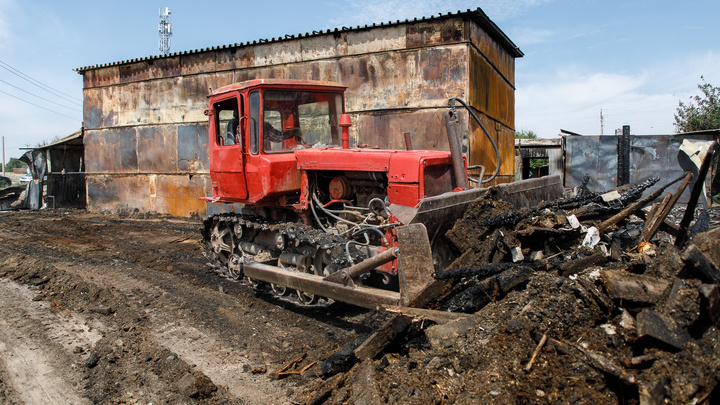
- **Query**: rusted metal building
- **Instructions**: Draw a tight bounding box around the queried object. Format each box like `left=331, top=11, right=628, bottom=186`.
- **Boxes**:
left=75, top=8, right=522, bottom=217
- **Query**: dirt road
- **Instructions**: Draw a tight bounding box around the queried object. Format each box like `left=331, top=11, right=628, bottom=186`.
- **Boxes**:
left=0, top=210, right=382, bottom=404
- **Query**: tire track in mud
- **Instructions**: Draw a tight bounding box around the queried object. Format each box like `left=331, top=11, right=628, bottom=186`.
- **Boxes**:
left=0, top=211, right=369, bottom=404
left=0, top=278, right=92, bottom=405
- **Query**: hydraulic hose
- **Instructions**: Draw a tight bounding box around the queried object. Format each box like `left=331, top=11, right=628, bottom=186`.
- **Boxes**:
left=448, top=97, right=502, bottom=184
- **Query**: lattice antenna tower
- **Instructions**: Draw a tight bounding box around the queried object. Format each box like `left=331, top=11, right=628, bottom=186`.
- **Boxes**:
left=159, top=7, right=172, bottom=55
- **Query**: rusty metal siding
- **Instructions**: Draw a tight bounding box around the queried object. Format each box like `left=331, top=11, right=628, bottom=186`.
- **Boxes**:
left=353, top=109, right=450, bottom=150
left=87, top=174, right=211, bottom=217
left=177, top=124, right=208, bottom=172
left=469, top=48, right=515, bottom=128
left=84, top=128, right=138, bottom=173
left=468, top=22, right=515, bottom=88
left=82, top=66, right=119, bottom=88
left=216, top=47, right=255, bottom=71
left=153, top=175, right=209, bottom=217
left=136, top=126, right=177, bottom=172
left=406, top=19, right=464, bottom=48
left=341, top=46, right=468, bottom=112
left=468, top=113, right=515, bottom=186
left=86, top=175, right=152, bottom=213
left=147, top=56, right=182, bottom=79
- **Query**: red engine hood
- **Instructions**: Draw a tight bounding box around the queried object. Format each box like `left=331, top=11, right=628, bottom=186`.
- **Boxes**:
left=293, top=148, right=453, bottom=182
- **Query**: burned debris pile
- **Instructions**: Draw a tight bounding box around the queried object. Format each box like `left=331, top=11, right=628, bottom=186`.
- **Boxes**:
left=303, top=168, right=720, bottom=404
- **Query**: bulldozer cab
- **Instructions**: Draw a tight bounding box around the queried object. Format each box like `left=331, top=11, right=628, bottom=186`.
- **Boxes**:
left=260, top=89, right=344, bottom=152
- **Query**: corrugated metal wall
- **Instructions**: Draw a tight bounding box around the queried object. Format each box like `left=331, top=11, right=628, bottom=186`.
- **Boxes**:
left=78, top=12, right=520, bottom=217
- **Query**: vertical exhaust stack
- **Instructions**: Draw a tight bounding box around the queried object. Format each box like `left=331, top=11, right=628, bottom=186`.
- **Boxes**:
left=444, top=110, right=468, bottom=190
left=340, top=114, right=351, bottom=149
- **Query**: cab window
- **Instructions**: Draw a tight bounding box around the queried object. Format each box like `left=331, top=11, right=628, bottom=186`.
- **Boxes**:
left=214, top=97, right=241, bottom=148
left=262, top=90, right=344, bottom=153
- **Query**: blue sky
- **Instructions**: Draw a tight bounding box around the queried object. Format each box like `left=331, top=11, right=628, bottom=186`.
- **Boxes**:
left=0, top=0, right=718, bottom=162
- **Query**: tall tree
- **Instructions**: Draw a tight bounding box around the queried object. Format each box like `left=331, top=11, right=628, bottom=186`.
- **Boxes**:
left=674, top=77, right=720, bottom=133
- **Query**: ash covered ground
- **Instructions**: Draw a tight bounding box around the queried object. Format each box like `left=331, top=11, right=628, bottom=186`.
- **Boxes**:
left=0, top=179, right=719, bottom=404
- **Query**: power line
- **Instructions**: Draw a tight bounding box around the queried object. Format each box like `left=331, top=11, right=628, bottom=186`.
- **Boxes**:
left=0, top=78, right=82, bottom=112
left=0, top=88, right=81, bottom=121
left=0, top=60, right=82, bottom=107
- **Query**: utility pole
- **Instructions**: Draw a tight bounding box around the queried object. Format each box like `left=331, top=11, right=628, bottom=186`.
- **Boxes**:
left=2, top=136, right=4, bottom=176
left=159, top=7, right=173, bottom=55
left=600, top=109, right=604, bottom=135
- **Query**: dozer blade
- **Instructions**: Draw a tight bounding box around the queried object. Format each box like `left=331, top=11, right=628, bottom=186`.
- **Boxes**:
left=241, top=223, right=438, bottom=309
left=389, top=175, right=564, bottom=239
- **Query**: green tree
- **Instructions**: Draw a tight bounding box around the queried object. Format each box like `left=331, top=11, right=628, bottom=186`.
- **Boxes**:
left=5, top=157, right=27, bottom=170
left=515, top=129, right=538, bottom=139
left=515, top=129, right=547, bottom=170
left=674, top=77, right=720, bottom=133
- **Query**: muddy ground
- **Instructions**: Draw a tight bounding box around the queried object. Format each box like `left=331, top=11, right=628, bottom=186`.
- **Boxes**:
left=0, top=210, right=392, bottom=404
left=0, top=200, right=718, bottom=404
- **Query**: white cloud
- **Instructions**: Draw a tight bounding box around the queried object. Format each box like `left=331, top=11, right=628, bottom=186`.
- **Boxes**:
left=516, top=52, right=720, bottom=137
left=0, top=0, right=18, bottom=48
left=507, top=27, right=555, bottom=46
left=329, top=0, right=554, bottom=27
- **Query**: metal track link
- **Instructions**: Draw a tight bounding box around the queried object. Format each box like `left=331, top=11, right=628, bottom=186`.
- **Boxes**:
left=202, top=213, right=371, bottom=304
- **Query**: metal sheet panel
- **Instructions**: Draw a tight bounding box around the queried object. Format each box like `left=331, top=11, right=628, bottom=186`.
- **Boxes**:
left=340, top=46, right=468, bottom=112
left=346, top=26, right=406, bottom=54
left=215, top=47, right=255, bottom=71
left=83, top=66, right=120, bottom=88
left=137, top=126, right=177, bottom=172
left=406, top=19, right=464, bottom=48
left=630, top=135, right=716, bottom=202
left=86, top=175, right=152, bottom=213
left=119, top=63, right=150, bottom=84
left=86, top=174, right=212, bottom=217
left=147, top=56, right=182, bottom=79
left=177, top=123, right=208, bottom=172
left=468, top=113, right=515, bottom=186
left=468, top=22, right=515, bottom=88
left=153, top=175, right=209, bottom=217
left=84, top=128, right=138, bottom=173
left=353, top=109, right=450, bottom=151
left=254, top=39, right=303, bottom=66
left=300, top=34, right=346, bottom=61
left=564, top=136, right=618, bottom=192
left=180, top=52, right=219, bottom=76
left=469, top=48, right=515, bottom=127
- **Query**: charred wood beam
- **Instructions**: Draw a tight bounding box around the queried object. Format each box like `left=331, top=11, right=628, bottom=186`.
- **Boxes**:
left=598, top=173, right=688, bottom=233
left=558, top=253, right=608, bottom=277
left=640, top=172, right=694, bottom=243
left=479, top=177, right=661, bottom=229
left=440, top=265, right=532, bottom=313
left=382, top=306, right=471, bottom=324
left=617, top=125, right=631, bottom=186
left=434, top=262, right=528, bottom=280
left=548, top=337, right=636, bottom=385
left=675, top=141, right=718, bottom=248
left=682, top=244, right=720, bottom=285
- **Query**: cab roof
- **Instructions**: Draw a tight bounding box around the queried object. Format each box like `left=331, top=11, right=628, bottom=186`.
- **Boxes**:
left=210, top=79, right=346, bottom=97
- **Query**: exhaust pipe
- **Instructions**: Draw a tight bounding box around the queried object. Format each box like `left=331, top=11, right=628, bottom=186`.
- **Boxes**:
left=444, top=110, right=468, bottom=190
